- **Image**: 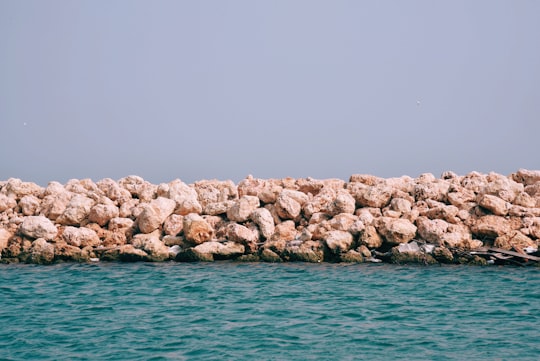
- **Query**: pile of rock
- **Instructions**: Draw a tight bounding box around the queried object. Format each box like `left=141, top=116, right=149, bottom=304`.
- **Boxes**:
left=1, top=169, right=539, bottom=265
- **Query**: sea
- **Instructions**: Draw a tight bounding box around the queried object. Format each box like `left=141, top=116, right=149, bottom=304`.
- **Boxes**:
left=0, top=262, right=538, bottom=361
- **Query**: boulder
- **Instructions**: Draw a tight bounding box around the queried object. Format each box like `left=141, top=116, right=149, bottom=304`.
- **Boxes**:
left=512, top=169, right=540, bottom=186
left=478, top=194, right=509, bottom=216
left=203, top=201, right=235, bottom=216
left=19, top=216, right=58, bottom=240
left=225, top=223, right=259, bottom=252
left=163, top=214, right=184, bottom=236
left=284, top=240, right=323, bottom=262
left=377, top=217, right=417, bottom=245
left=193, top=241, right=245, bottom=259
left=260, top=248, right=282, bottom=262
left=4, top=179, right=43, bottom=199
left=390, top=198, right=412, bottom=213
left=131, top=231, right=170, bottom=261
left=157, top=179, right=202, bottom=215
left=413, top=178, right=450, bottom=202
left=118, top=175, right=156, bottom=202
left=358, top=225, right=383, bottom=249
left=54, top=241, right=85, bottom=262
left=227, top=195, right=260, bottom=222
left=275, top=193, right=301, bottom=220
left=328, top=190, right=356, bottom=215
left=117, top=245, right=149, bottom=262
left=137, top=197, right=176, bottom=234
left=250, top=208, right=275, bottom=239
left=88, top=204, right=120, bottom=226
left=470, top=215, right=511, bottom=238
left=0, top=194, right=17, bottom=212
left=494, top=231, right=536, bottom=251
left=30, top=238, right=55, bottom=264
left=324, top=230, right=354, bottom=254
left=96, top=178, right=132, bottom=204
left=18, top=195, right=40, bottom=216
left=480, top=173, right=523, bottom=203
left=108, top=217, right=135, bottom=235
left=416, top=217, right=449, bottom=243
left=57, top=195, right=95, bottom=226
left=183, top=213, right=214, bottom=245
left=303, top=187, right=336, bottom=217
left=62, top=226, right=101, bottom=248
left=348, top=183, right=392, bottom=208
left=0, top=228, right=13, bottom=254
left=340, top=250, right=365, bottom=263
left=269, top=220, right=297, bottom=242
left=194, top=179, right=238, bottom=207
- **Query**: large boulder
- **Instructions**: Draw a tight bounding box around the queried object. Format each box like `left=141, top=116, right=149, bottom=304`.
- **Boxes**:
left=377, top=217, right=417, bottom=245
left=477, top=194, right=509, bottom=216
left=96, top=178, right=132, bottom=204
left=183, top=213, right=214, bottom=245
left=136, top=197, right=176, bottom=234
left=18, top=195, right=41, bottom=216
left=225, top=223, right=259, bottom=253
left=250, top=208, right=275, bottom=239
left=131, top=231, right=170, bottom=261
left=470, top=215, right=511, bottom=238
left=275, top=193, right=301, bottom=220
left=57, top=195, right=95, bottom=226
left=0, top=194, right=17, bottom=213
left=348, top=183, right=392, bottom=208
left=88, top=204, right=120, bottom=226
left=193, top=241, right=245, bottom=259
left=62, top=226, right=101, bottom=248
left=358, top=225, right=383, bottom=249
left=269, top=220, right=298, bottom=242
left=163, top=214, right=184, bottom=236
left=19, top=216, right=58, bottom=240
left=328, top=190, right=356, bottom=215
left=30, top=238, right=55, bottom=264
left=324, top=230, right=354, bottom=254
left=227, top=195, right=260, bottom=222
left=157, top=179, right=202, bottom=215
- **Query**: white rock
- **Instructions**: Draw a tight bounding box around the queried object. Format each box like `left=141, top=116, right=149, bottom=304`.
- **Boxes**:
left=19, top=216, right=58, bottom=240
left=62, top=226, right=100, bottom=248
left=137, top=197, right=176, bottom=234
left=227, top=195, right=260, bottom=222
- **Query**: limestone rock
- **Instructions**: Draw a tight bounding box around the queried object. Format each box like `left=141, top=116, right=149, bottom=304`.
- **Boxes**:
left=390, top=198, right=412, bottom=213
left=117, top=245, right=149, bottom=262
left=413, top=178, right=450, bottom=202
left=30, top=238, right=55, bottom=264
left=175, top=247, right=214, bottom=262
left=275, top=193, right=301, bottom=220
left=416, top=217, right=449, bottom=243
left=284, top=240, right=323, bottom=262
left=194, top=179, right=238, bottom=208
left=250, top=208, right=275, bottom=239
left=54, top=241, right=84, bottom=262
left=18, top=195, right=40, bottom=216
left=163, top=214, right=184, bottom=236
left=0, top=228, right=12, bottom=253
left=433, top=246, right=454, bottom=263
left=324, top=230, right=354, bottom=254
left=358, top=225, right=383, bottom=249
left=270, top=220, right=297, bottom=242
left=108, top=217, right=134, bottom=235
left=203, top=201, right=235, bottom=216
left=88, top=204, right=120, bottom=226
left=470, top=215, right=511, bottom=238
left=225, top=223, right=259, bottom=252
left=0, top=194, right=17, bottom=213
left=57, top=195, right=95, bottom=226
left=377, top=217, right=417, bottom=245
left=238, top=176, right=282, bottom=204
left=480, top=173, right=523, bottom=203
left=183, top=213, right=214, bottom=245
left=118, top=176, right=156, bottom=202
left=513, top=192, right=536, bottom=208
left=193, top=241, right=245, bottom=259
left=303, top=187, right=336, bottom=218
left=137, top=197, right=176, bottom=234
left=494, top=231, right=536, bottom=251
left=328, top=190, right=356, bottom=215
left=19, top=216, right=58, bottom=240
left=348, top=183, right=392, bottom=208
left=478, top=194, right=509, bottom=216
left=260, top=248, right=282, bottom=262
left=4, top=179, right=43, bottom=200
left=132, top=231, right=170, bottom=261
left=62, top=226, right=101, bottom=248
left=96, top=178, right=132, bottom=204
left=340, top=250, right=365, bottom=262
left=227, top=195, right=260, bottom=222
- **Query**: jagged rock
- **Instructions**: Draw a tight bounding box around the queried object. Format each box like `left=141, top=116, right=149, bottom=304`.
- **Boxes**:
left=203, top=201, right=235, bottom=216
left=275, top=193, right=301, bottom=220
left=377, top=217, right=417, bottom=245
left=422, top=202, right=460, bottom=223
left=328, top=190, right=356, bottom=215
left=250, top=208, right=275, bottom=239
left=136, top=197, right=176, bottom=234
left=269, top=220, right=297, bottom=242
left=260, top=248, right=282, bottom=262
left=96, top=178, right=132, bottom=204
left=131, top=231, right=170, bottom=261
left=18, top=195, right=40, bottom=216
left=227, top=195, right=260, bottom=222
left=494, top=231, right=536, bottom=251
left=117, top=245, right=149, bottom=262
left=62, top=226, right=101, bottom=248
left=417, top=217, right=449, bottom=243
left=413, top=177, right=450, bottom=202
left=4, top=179, right=43, bottom=200
left=193, top=241, right=245, bottom=259
left=19, top=216, right=58, bottom=240
left=157, top=179, right=202, bottom=215
left=303, top=187, right=336, bottom=217
left=225, top=223, right=258, bottom=252
left=118, top=175, right=156, bottom=202
left=512, top=169, right=540, bottom=186
left=0, top=228, right=12, bottom=254
left=433, top=246, right=454, bottom=263
left=390, top=245, right=437, bottom=264
left=470, top=215, right=511, bottom=238
left=348, top=183, right=392, bottom=208
left=56, top=195, right=95, bottom=226
left=480, top=173, right=523, bottom=203
left=357, top=245, right=372, bottom=258
left=358, top=225, right=383, bottom=249
left=30, top=238, right=55, bottom=264
left=447, top=185, right=477, bottom=210
left=328, top=213, right=361, bottom=233
left=163, top=214, right=184, bottom=236
left=390, top=198, right=412, bottom=213
left=162, top=235, right=188, bottom=247
left=183, top=213, right=214, bottom=245
left=175, top=248, right=214, bottom=262
left=340, top=250, right=365, bottom=262
left=324, top=230, right=354, bottom=254
left=88, top=204, right=119, bottom=226
left=194, top=179, right=238, bottom=208
left=478, top=194, right=509, bottom=216
left=284, top=240, right=323, bottom=262
left=54, top=241, right=85, bottom=262
left=237, top=176, right=282, bottom=203
left=0, top=194, right=17, bottom=212
left=513, top=192, right=536, bottom=208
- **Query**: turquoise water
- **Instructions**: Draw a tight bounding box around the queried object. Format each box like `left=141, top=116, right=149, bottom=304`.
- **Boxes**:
left=1, top=263, right=538, bottom=361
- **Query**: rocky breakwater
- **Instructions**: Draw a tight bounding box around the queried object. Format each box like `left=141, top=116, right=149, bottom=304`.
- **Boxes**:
left=1, top=169, right=540, bottom=266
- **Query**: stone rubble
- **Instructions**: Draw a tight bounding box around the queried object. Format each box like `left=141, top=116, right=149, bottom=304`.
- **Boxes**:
left=1, top=169, right=540, bottom=265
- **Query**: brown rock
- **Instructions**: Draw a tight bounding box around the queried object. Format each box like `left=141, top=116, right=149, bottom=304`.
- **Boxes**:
left=480, top=173, right=523, bottom=203
left=96, top=178, right=132, bottom=204
left=260, top=248, right=282, bottom=262
left=470, top=215, right=511, bottom=238
left=118, top=175, right=157, bottom=202
left=183, top=213, right=214, bottom=245
left=203, top=201, right=235, bottom=216
left=19, top=216, right=58, bottom=240
left=0, top=228, right=13, bottom=254
left=284, top=240, right=323, bottom=262
left=225, top=223, right=259, bottom=253
left=348, top=183, right=392, bottom=208
left=390, top=198, right=412, bottom=213
left=494, top=231, right=536, bottom=251
left=303, top=187, right=336, bottom=217
left=131, top=231, right=170, bottom=261
left=358, top=225, right=383, bottom=249
left=4, top=179, right=43, bottom=200
left=54, top=241, right=85, bottom=262
left=478, top=194, right=509, bottom=216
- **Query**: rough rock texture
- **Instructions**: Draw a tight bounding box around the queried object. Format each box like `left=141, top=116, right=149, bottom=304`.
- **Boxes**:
left=2, top=170, right=540, bottom=264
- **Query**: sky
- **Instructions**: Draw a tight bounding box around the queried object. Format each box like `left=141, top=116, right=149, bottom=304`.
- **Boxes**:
left=1, top=0, right=539, bottom=186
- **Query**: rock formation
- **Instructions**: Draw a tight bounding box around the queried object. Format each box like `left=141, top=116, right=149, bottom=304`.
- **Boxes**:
left=1, top=169, right=540, bottom=265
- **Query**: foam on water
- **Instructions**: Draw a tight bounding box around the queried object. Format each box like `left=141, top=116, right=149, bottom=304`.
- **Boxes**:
left=1, top=263, right=539, bottom=360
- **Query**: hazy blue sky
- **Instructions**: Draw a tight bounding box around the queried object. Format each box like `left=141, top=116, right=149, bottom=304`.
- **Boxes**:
left=1, top=0, right=539, bottom=185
